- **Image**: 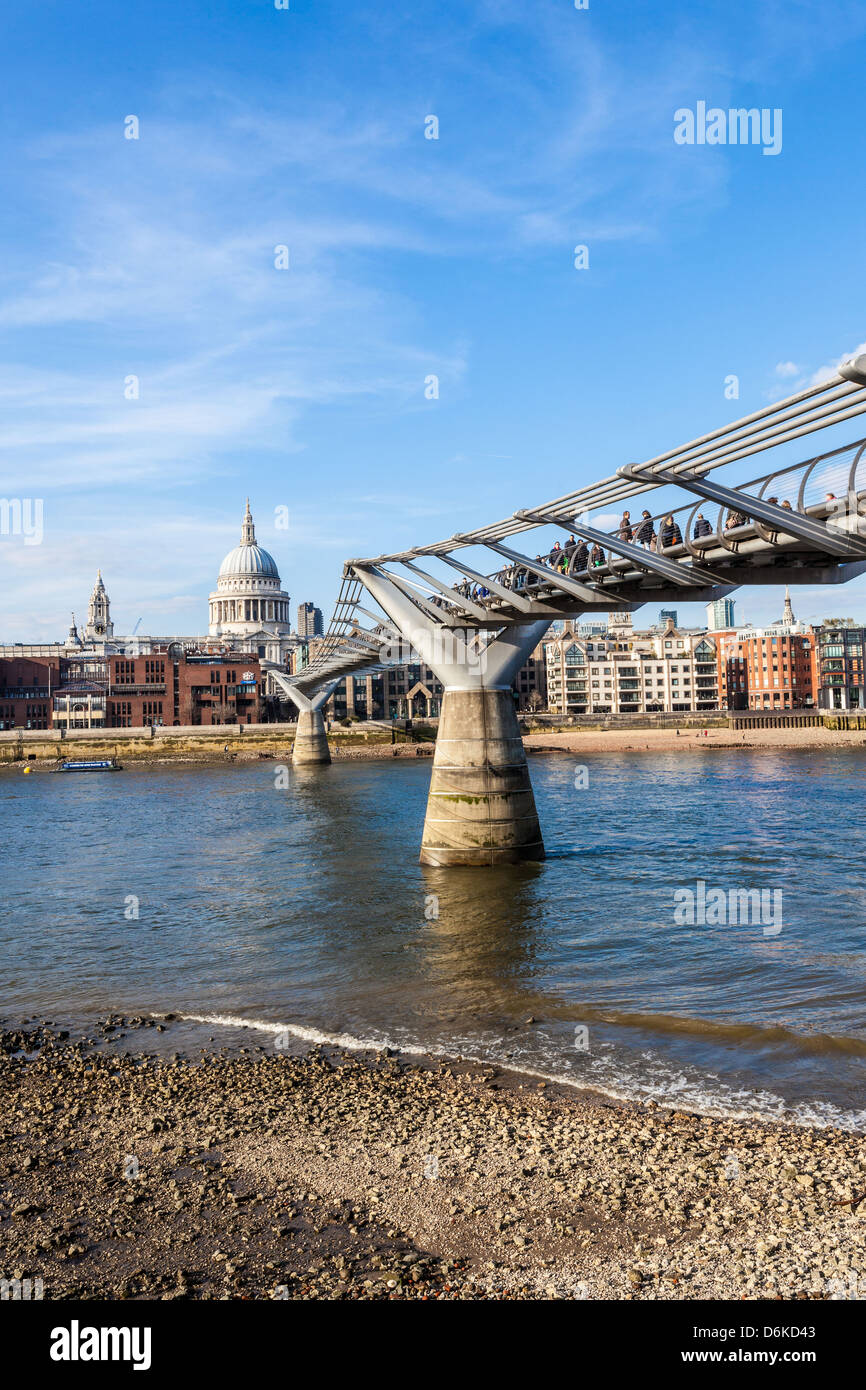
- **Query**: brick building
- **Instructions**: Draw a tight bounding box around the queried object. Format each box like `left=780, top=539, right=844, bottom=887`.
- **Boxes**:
left=0, top=649, right=263, bottom=729
left=715, top=626, right=816, bottom=710
left=0, top=657, right=60, bottom=731
left=107, top=651, right=262, bottom=726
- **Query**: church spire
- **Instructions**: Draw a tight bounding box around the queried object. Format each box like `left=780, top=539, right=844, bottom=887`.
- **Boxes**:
left=782, top=586, right=795, bottom=626
left=85, top=571, right=113, bottom=640
left=240, top=498, right=256, bottom=546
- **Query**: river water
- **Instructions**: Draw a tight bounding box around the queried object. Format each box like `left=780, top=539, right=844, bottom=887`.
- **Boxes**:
left=2, top=749, right=865, bottom=1129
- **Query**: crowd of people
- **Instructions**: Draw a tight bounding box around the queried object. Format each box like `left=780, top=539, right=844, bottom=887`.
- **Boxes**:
left=435, top=491, right=817, bottom=613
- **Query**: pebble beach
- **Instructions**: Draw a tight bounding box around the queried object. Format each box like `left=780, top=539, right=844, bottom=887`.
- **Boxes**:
left=2, top=1021, right=864, bottom=1301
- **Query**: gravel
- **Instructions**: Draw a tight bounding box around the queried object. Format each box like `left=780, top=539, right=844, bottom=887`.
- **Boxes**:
left=1, top=1021, right=863, bottom=1301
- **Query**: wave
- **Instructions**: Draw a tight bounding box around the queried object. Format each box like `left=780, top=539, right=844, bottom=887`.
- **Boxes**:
left=167, top=1010, right=866, bottom=1134
left=519, top=1003, right=866, bottom=1059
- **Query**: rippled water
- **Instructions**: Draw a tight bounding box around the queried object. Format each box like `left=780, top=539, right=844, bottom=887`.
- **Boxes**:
left=2, top=750, right=865, bottom=1129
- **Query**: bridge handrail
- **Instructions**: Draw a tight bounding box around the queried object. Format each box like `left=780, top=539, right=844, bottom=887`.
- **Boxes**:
left=297, top=356, right=866, bottom=684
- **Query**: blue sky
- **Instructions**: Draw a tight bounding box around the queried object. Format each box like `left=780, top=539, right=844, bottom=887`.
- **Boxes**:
left=2, top=0, right=866, bottom=640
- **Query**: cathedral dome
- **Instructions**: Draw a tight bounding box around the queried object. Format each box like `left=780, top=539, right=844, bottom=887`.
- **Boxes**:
left=218, top=542, right=280, bottom=580
left=208, top=500, right=292, bottom=646
left=217, top=499, right=280, bottom=581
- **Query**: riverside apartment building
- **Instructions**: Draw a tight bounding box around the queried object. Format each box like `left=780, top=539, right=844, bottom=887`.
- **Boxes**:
left=814, top=623, right=866, bottom=711
left=544, top=617, right=719, bottom=715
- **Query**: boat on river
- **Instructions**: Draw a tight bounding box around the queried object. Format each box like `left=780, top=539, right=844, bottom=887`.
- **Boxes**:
left=54, top=758, right=123, bottom=773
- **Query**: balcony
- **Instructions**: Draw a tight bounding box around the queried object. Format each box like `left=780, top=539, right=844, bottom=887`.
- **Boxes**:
left=109, top=683, right=167, bottom=696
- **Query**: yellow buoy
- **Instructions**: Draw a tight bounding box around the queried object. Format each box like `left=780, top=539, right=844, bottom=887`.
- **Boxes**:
left=23, top=766, right=32, bottom=774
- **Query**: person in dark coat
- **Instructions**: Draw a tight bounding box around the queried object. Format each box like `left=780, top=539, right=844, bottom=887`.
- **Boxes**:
left=661, top=514, right=682, bottom=548
left=618, top=511, right=633, bottom=542
left=572, top=540, right=589, bottom=572
left=635, top=510, right=655, bottom=548
left=693, top=512, right=712, bottom=539
left=725, top=509, right=746, bottom=529
left=548, top=541, right=563, bottom=568
left=590, top=542, right=606, bottom=566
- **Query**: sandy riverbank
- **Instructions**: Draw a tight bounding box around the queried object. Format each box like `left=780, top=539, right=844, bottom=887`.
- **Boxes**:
left=1, top=1021, right=863, bottom=1301
left=524, top=726, right=866, bottom=755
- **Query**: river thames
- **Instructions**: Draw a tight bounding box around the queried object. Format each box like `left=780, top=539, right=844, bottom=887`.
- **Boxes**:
left=3, top=748, right=865, bottom=1129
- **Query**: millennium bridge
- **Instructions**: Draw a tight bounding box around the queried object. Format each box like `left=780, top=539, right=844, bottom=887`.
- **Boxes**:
left=266, top=351, right=866, bottom=867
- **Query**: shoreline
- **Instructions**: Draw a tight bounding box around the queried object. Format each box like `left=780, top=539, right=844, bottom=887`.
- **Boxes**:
left=523, top=726, right=866, bottom=755
left=4, top=722, right=866, bottom=769
left=2, top=1019, right=864, bottom=1300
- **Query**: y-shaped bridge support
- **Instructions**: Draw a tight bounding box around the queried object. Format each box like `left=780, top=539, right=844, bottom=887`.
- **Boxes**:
left=357, top=566, right=551, bottom=866
left=281, top=682, right=339, bottom=765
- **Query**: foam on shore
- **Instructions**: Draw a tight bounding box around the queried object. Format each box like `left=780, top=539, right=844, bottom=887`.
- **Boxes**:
left=171, top=1010, right=866, bottom=1136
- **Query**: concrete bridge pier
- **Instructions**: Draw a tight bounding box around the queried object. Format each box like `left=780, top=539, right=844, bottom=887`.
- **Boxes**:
left=266, top=679, right=339, bottom=766
left=292, top=705, right=331, bottom=766
left=356, top=565, right=550, bottom=866
left=421, top=683, right=545, bottom=866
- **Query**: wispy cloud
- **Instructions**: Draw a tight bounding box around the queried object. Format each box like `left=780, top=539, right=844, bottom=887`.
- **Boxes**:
left=3, top=0, right=864, bottom=638
left=765, top=342, right=866, bottom=400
